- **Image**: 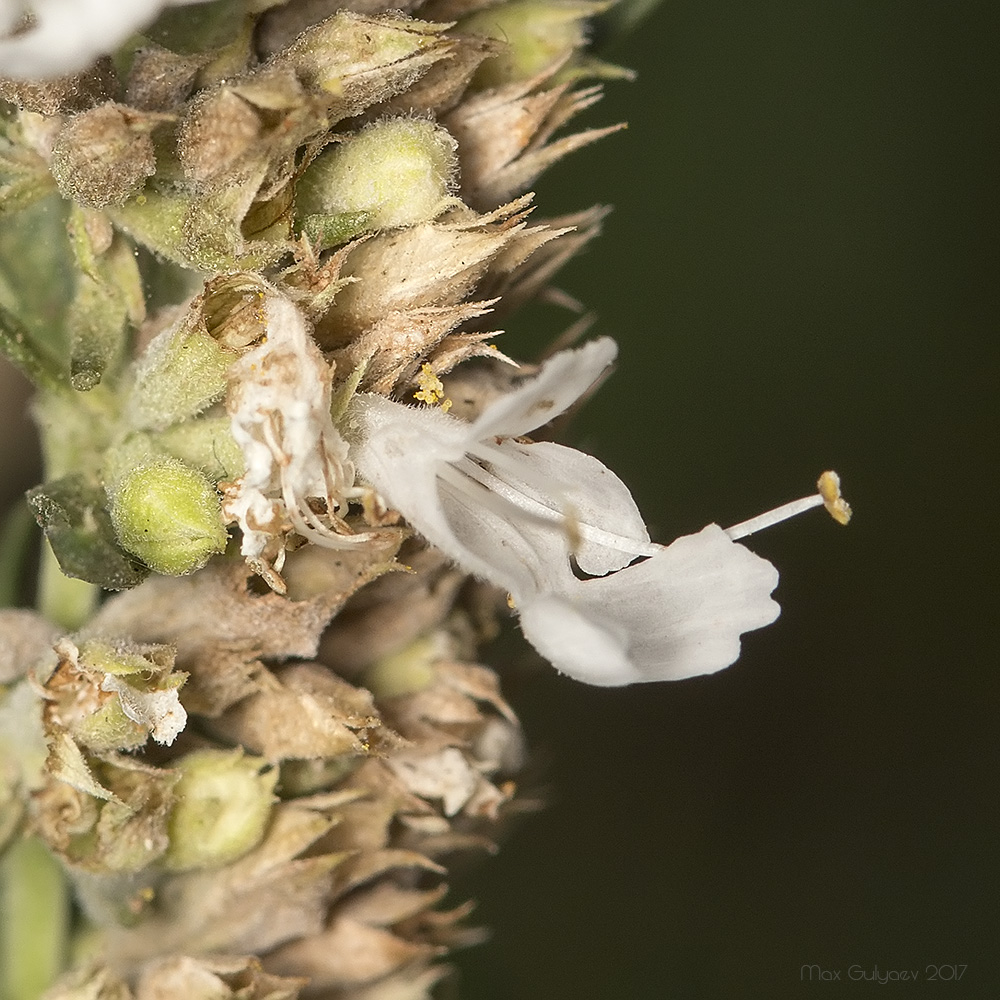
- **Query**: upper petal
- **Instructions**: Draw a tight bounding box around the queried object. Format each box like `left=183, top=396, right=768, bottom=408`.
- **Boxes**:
left=468, top=438, right=653, bottom=575
left=349, top=394, right=535, bottom=593
left=517, top=525, right=780, bottom=685
left=470, top=338, right=617, bottom=440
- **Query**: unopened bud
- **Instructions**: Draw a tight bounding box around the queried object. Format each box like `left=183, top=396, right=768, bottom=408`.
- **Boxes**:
left=297, top=118, right=458, bottom=244
left=126, top=46, right=204, bottom=112
left=163, top=749, right=276, bottom=871
left=364, top=634, right=442, bottom=699
left=108, top=458, right=227, bottom=576
left=128, top=312, right=237, bottom=431
left=461, top=0, right=611, bottom=88
left=178, top=88, right=266, bottom=189
left=155, top=416, right=246, bottom=483
left=277, top=13, right=454, bottom=122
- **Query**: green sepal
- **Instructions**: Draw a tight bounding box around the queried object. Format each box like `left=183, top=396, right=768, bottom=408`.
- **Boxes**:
left=33, top=386, right=119, bottom=481
left=300, top=210, right=373, bottom=250
left=26, top=475, right=149, bottom=591
left=0, top=123, right=57, bottom=217
left=126, top=315, right=236, bottom=431
left=111, top=182, right=288, bottom=274
left=155, top=417, right=246, bottom=482
left=109, top=188, right=193, bottom=270
left=66, top=207, right=145, bottom=391
left=182, top=185, right=290, bottom=273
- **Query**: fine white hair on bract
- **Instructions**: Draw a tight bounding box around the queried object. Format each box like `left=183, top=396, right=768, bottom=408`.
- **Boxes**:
left=0, top=0, right=212, bottom=79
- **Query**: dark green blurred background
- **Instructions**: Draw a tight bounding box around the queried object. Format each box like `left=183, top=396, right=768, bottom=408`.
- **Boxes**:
left=1, top=2, right=994, bottom=997
left=453, top=2, right=997, bottom=997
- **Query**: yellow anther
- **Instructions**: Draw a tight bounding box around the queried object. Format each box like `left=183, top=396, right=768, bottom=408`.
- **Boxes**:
left=817, top=470, right=852, bottom=525
left=414, top=364, right=452, bottom=411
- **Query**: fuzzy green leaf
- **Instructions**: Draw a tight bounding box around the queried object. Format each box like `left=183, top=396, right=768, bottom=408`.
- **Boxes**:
left=26, top=475, right=148, bottom=591
left=0, top=304, right=66, bottom=391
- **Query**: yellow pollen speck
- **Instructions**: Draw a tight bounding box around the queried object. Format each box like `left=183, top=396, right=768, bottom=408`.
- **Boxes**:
left=817, top=470, right=852, bottom=525
left=414, top=364, right=452, bottom=411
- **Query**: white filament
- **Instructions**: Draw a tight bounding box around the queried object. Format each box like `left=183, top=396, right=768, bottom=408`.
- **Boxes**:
left=724, top=493, right=825, bottom=541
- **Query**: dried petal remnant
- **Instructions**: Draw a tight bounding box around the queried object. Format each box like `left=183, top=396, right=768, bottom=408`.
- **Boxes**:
left=50, top=104, right=160, bottom=208
left=224, top=293, right=368, bottom=590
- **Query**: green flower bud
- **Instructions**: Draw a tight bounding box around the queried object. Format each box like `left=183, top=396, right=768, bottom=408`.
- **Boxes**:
left=155, top=416, right=246, bottom=483
left=363, top=634, right=441, bottom=699
left=108, top=458, right=227, bottom=576
left=127, top=315, right=237, bottom=432
left=164, top=749, right=277, bottom=871
left=461, top=0, right=612, bottom=88
left=296, top=119, right=458, bottom=244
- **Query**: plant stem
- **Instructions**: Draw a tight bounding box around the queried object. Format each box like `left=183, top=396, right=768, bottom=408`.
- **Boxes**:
left=37, top=540, right=97, bottom=631
left=0, top=501, right=35, bottom=608
left=0, top=837, right=70, bottom=1000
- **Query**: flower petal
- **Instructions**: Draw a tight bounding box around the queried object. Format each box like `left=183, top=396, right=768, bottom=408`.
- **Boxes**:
left=0, top=0, right=210, bottom=79
left=470, top=438, right=653, bottom=575
left=469, top=337, right=617, bottom=440
left=517, top=525, right=780, bottom=685
left=349, top=343, right=783, bottom=688
left=351, top=389, right=653, bottom=592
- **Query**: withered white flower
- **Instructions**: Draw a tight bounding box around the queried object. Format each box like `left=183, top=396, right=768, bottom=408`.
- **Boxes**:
left=347, top=339, right=833, bottom=686
left=224, top=294, right=360, bottom=589
left=99, top=674, right=186, bottom=746
left=0, top=0, right=211, bottom=79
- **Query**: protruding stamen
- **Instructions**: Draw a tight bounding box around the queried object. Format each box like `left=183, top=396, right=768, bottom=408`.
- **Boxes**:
left=724, top=471, right=852, bottom=540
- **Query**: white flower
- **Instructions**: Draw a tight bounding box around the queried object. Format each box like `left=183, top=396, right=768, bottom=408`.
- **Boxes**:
left=0, top=0, right=211, bottom=79
left=515, top=526, right=779, bottom=685
left=347, top=339, right=803, bottom=686
left=224, top=294, right=360, bottom=590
